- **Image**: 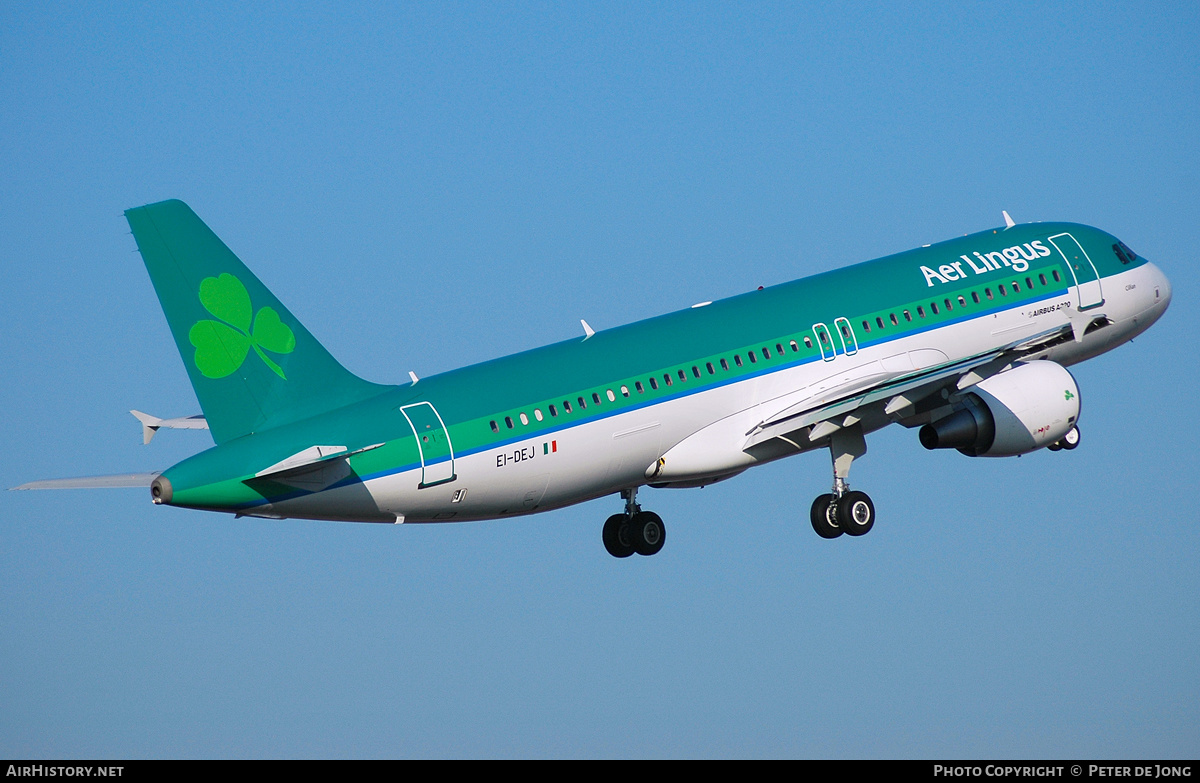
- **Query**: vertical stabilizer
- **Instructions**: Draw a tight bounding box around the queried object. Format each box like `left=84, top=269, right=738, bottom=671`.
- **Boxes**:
left=126, top=199, right=390, bottom=443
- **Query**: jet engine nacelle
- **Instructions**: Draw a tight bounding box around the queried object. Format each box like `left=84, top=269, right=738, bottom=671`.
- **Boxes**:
left=919, top=361, right=1080, bottom=457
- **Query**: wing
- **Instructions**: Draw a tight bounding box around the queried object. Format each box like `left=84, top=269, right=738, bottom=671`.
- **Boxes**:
left=743, top=314, right=1107, bottom=454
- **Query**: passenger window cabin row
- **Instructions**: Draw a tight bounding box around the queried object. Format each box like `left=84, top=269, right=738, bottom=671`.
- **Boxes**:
left=859, top=269, right=1062, bottom=333
left=489, top=338, right=807, bottom=433
left=489, top=266, right=1066, bottom=433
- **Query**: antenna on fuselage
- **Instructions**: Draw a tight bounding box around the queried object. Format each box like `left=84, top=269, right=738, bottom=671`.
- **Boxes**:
left=1002, top=210, right=1016, bottom=229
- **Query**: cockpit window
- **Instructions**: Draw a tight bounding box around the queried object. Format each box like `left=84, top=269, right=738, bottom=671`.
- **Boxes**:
left=1113, top=242, right=1138, bottom=265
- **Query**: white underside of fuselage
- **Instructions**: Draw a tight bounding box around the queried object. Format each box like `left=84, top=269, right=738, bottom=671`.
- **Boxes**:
left=257, top=263, right=1170, bottom=524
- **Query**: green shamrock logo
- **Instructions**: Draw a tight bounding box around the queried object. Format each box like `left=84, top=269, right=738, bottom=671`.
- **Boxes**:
left=188, top=273, right=296, bottom=379
left=1064, top=390, right=1075, bottom=401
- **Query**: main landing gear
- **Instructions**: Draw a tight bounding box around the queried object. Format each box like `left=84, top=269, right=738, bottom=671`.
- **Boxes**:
left=810, top=424, right=876, bottom=540
left=603, top=487, right=665, bottom=558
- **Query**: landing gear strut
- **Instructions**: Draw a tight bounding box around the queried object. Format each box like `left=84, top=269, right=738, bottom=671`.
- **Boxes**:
left=603, top=487, right=666, bottom=558
left=810, top=424, right=876, bottom=539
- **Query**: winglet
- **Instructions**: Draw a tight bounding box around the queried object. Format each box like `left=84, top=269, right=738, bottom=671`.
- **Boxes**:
left=581, top=319, right=595, bottom=339
left=1002, top=210, right=1016, bottom=229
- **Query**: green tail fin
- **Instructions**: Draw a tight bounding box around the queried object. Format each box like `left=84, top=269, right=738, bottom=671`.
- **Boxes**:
left=126, top=199, right=389, bottom=444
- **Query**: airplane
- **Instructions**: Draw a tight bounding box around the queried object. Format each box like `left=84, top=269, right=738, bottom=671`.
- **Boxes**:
left=13, top=200, right=1172, bottom=557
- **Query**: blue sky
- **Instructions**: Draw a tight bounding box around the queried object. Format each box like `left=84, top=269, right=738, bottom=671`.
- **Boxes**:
left=2, top=1, right=1197, bottom=758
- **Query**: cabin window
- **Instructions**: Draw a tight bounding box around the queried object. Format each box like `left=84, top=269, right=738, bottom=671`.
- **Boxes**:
left=985, top=288, right=994, bottom=300
left=578, top=396, right=587, bottom=409
left=748, top=352, right=758, bottom=364
left=593, top=392, right=602, bottom=404
left=677, top=369, right=687, bottom=382
left=620, top=386, right=629, bottom=398
left=563, top=400, right=572, bottom=413
left=504, top=416, right=514, bottom=429
left=971, top=291, right=980, bottom=304
left=534, top=409, right=543, bottom=422
left=607, top=389, right=616, bottom=402
left=635, top=381, right=644, bottom=394
left=720, top=358, right=729, bottom=371
left=944, top=298, right=953, bottom=311
left=803, top=336, right=813, bottom=348
left=490, top=420, right=499, bottom=433
left=1025, top=277, right=1033, bottom=289
left=958, top=295, right=967, bottom=307
left=876, top=316, right=886, bottom=329
left=903, top=309, right=912, bottom=322
left=999, top=284, right=1007, bottom=297
left=735, top=355, right=743, bottom=367
left=1052, top=270, right=1062, bottom=283
left=706, top=362, right=715, bottom=375
left=1011, top=280, right=1020, bottom=292
left=862, top=321, right=871, bottom=332
left=789, top=340, right=799, bottom=352
left=762, top=347, right=771, bottom=360
left=692, top=366, right=701, bottom=379
left=664, top=374, right=673, bottom=386
left=917, top=306, right=925, bottom=318
left=773, top=344, right=782, bottom=356
left=649, top=377, right=659, bottom=390
left=549, top=404, right=558, bottom=417
left=889, top=313, right=899, bottom=326
left=519, top=412, right=529, bottom=425
left=930, top=302, right=939, bottom=315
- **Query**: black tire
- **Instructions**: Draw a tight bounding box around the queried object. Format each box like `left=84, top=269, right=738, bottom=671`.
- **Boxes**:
left=602, top=513, right=635, bottom=558
left=630, top=511, right=666, bottom=556
left=1047, top=441, right=1062, bottom=452
left=810, top=493, right=842, bottom=539
left=1061, top=426, right=1080, bottom=450
left=838, top=491, right=875, bottom=537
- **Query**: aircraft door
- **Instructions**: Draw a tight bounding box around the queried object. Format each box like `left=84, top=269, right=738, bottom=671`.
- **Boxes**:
left=834, top=317, right=858, bottom=356
left=812, top=323, right=836, bottom=361
left=400, top=402, right=457, bottom=488
left=1047, top=232, right=1103, bottom=310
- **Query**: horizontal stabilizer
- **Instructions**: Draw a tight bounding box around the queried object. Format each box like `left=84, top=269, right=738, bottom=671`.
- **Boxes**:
left=11, top=473, right=160, bottom=490
left=130, top=410, right=209, bottom=444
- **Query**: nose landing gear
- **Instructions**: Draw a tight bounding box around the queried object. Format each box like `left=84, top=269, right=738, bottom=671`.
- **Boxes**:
left=1047, top=425, right=1080, bottom=452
